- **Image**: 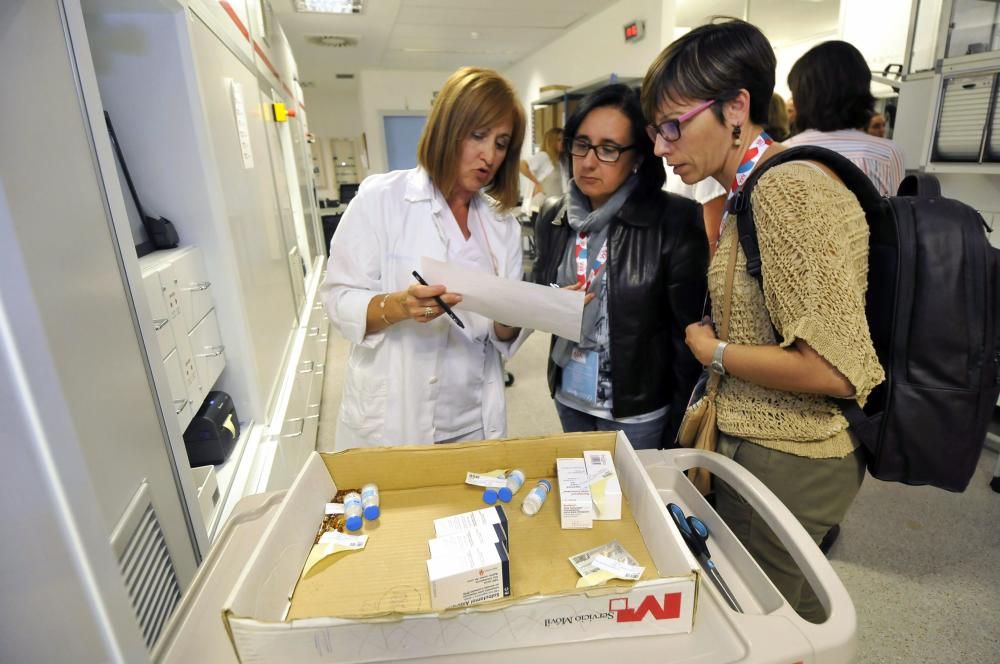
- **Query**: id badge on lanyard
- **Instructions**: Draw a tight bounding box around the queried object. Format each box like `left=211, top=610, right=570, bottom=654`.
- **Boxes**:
left=574, top=231, right=607, bottom=290
left=561, top=347, right=599, bottom=403
left=720, top=132, right=773, bottom=240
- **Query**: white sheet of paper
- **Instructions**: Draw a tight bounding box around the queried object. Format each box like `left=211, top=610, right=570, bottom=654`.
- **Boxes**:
left=421, top=257, right=584, bottom=342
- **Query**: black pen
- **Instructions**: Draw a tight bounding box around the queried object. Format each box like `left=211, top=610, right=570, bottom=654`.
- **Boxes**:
left=411, top=270, right=465, bottom=329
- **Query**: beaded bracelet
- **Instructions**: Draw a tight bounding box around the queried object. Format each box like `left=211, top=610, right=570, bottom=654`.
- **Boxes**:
left=379, top=293, right=393, bottom=326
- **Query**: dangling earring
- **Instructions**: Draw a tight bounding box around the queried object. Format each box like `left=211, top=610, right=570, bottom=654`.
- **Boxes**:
left=631, top=164, right=639, bottom=174
left=732, top=125, right=742, bottom=148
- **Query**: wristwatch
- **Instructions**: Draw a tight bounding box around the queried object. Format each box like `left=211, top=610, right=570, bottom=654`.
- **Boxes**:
left=710, top=341, right=729, bottom=376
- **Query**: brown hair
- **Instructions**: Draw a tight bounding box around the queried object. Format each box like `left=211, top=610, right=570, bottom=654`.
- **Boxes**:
left=417, top=67, right=526, bottom=209
left=541, top=127, right=563, bottom=165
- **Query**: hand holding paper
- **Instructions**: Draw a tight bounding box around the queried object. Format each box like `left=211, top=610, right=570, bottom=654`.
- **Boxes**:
left=421, top=257, right=585, bottom=342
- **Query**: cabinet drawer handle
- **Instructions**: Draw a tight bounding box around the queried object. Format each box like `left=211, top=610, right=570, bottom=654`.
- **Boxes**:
left=196, top=345, right=225, bottom=358
left=306, top=413, right=320, bottom=420
left=153, top=318, right=169, bottom=331
left=183, top=281, right=212, bottom=292
left=173, top=398, right=191, bottom=415
left=281, top=417, right=305, bottom=438
left=306, top=326, right=321, bottom=337
left=298, top=360, right=315, bottom=373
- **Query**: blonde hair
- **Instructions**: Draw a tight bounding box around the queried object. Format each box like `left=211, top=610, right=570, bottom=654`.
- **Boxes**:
left=542, top=127, right=563, bottom=165
left=417, top=67, right=526, bottom=209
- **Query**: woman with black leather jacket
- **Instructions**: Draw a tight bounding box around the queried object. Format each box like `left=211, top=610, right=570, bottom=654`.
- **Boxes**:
left=532, top=83, right=708, bottom=448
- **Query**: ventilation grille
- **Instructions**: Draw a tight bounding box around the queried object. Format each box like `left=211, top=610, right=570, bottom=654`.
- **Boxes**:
left=112, top=483, right=182, bottom=650
left=306, top=34, right=359, bottom=48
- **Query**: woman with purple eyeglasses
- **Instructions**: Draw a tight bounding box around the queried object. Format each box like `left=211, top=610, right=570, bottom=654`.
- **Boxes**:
left=531, top=83, right=708, bottom=449
left=641, top=19, right=884, bottom=623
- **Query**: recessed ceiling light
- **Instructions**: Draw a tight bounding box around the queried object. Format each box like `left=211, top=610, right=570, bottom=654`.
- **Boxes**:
left=294, top=0, right=363, bottom=14
left=470, top=31, right=480, bottom=40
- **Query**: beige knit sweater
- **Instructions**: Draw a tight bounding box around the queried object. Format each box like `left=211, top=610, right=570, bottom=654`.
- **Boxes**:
left=709, top=162, right=885, bottom=459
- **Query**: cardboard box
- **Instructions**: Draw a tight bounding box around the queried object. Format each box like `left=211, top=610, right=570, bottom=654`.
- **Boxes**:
left=585, top=449, right=623, bottom=520
left=222, top=432, right=698, bottom=663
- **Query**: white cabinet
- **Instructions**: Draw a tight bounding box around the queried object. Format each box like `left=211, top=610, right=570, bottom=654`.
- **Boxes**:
left=140, top=246, right=227, bottom=433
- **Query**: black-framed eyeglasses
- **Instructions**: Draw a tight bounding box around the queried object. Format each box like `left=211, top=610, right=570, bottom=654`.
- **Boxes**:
left=568, top=137, right=636, bottom=163
left=646, top=98, right=717, bottom=143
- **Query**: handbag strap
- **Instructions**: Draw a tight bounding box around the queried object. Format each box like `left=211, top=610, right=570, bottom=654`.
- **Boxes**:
left=705, top=227, right=740, bottom=395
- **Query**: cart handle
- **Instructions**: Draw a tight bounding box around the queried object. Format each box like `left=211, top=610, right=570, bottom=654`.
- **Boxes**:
left=662, top=448, right=856, bottom=655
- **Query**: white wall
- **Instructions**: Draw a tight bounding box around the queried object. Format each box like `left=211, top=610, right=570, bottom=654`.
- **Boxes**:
left=303, top=87, right=364, bottom=138
left=505, top=0, right=670, bottom=158
left=357, top=69, right=452, bottom=174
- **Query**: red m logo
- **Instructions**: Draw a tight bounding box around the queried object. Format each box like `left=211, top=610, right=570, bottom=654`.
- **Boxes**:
left=612, top=593, right=683, bottom=623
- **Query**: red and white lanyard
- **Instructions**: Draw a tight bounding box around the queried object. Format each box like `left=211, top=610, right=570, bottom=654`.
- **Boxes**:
left=575, top=232, right=608, bottom=290
left=720, top=131, right=773, bottom=236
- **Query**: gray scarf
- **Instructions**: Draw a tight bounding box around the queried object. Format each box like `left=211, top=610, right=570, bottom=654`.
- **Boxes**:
left=551, top=175, right=638, bottom=368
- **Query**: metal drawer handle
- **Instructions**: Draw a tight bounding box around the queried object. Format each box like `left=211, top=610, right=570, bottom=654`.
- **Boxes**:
left=306, top=413, right=320, bottom=420
left=299, top=360, right=315, bottom=373
left=153, top=318, right=169, bottom=331
left=183, top=281, right=212, bottom=292
left=173, top=398, right=190, bottom=415
left=196, top=345, right=225, bottom=358
left=281, top=417, right=305, bottom=438
left=306, top=326, right=321, bottom=337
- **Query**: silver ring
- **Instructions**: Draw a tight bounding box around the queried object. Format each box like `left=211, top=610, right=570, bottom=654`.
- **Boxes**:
left=424, top=306, right=433, bottom=319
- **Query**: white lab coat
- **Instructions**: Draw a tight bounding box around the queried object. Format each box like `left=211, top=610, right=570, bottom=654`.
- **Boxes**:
left=322, top=168, right=528, bottom=449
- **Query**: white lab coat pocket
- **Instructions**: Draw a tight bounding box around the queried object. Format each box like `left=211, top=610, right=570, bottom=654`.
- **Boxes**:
left=339, top=348, right=387, bottom=436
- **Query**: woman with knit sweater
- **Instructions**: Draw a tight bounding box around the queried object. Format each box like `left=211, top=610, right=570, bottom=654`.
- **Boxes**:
left=641, top=19, right=884, bottom=623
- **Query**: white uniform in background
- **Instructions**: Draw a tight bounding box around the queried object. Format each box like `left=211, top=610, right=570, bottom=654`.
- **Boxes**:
left=662, top=159, right=726, bottom=204
left=322, top=168, right=528, bottom=449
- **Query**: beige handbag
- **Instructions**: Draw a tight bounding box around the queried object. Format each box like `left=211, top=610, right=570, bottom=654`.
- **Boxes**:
left=676, top=235, right=738, bottom=495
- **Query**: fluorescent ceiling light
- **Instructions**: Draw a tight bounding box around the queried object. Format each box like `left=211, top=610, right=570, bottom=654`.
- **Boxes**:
left=294, top=0, right=363, bottom=14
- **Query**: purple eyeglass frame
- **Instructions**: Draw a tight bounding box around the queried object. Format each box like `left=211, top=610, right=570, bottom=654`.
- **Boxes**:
left=647, top=98, right=717, bottom=143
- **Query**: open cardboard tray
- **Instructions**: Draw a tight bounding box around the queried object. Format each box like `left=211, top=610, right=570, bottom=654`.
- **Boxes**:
left=222, top=431, right=700, bottom=663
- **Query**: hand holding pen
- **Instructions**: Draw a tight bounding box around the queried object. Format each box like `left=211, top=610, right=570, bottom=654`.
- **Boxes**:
left=408, top=271, right=465, bottom=328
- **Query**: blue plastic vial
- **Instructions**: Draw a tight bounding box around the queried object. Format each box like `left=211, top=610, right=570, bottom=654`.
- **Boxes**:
left=482, top=487, right=499, bottom=505
left=344, top=491, right=363, bottom=531
left=361, top=483, right=380, bottom=520
left=498, top=469, right=525, bottom=503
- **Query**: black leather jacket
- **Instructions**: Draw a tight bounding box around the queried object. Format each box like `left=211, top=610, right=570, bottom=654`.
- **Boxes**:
left=532, top=187, right=709, bottom=444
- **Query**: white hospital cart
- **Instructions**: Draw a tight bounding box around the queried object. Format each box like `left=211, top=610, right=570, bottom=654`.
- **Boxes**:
left=156, top=449, right=856, bottom=663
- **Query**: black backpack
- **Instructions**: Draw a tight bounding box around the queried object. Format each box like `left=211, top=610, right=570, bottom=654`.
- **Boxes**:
left=732, top=145, right=1000, bottom=492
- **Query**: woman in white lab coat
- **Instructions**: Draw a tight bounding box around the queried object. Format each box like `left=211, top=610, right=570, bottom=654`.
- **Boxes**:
left=322, top=67, right=529, bottom=449
left=520, top=127, right=565, bottom=211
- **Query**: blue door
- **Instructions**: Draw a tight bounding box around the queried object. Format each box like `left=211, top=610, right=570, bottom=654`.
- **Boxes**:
left=383, top=115, right=427, bottom=171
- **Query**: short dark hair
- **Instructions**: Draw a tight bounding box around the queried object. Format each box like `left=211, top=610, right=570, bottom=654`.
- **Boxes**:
left=641, top=18, right=775, bottom=127
left=788, top=40, right=874, bottom=132
left=562, top=83, right=665, bottom=193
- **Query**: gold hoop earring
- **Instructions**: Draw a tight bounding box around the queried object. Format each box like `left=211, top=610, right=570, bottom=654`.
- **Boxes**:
left=732, top=125, right=742, bottom=148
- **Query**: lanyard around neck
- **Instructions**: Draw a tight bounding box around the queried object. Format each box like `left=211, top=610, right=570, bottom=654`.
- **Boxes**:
left=574, top=232, right=608, bottom=289
left=721, top=131, right=773, bottom=234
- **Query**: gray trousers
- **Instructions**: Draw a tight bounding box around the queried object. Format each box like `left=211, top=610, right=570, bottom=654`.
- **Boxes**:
left=715, top=433, right=865, bottom=623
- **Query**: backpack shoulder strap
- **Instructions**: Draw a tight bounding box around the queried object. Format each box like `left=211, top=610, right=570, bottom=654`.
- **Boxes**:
left=732, top=145, right=883, bottom=288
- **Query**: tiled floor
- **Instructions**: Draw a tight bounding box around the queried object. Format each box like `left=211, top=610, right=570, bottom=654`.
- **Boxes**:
left=318, top=330, right=1000, bottom=662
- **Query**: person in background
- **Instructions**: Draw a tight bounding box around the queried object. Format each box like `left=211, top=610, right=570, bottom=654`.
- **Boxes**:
left=866, top=111, right=887, bottom=138
left=643, top=19, right=884, bottom=622
left=785, top=96, right=797, bottom=134
left=323, top=67, right=529, bottom=449
left=765, top=92, right=790, bottom=142
left=785, top=40, right=904, bottom=197
left=520, top=127, right=565, bottom=211
left=533, top=84, right=708, bottom=448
